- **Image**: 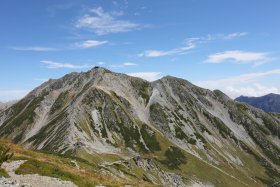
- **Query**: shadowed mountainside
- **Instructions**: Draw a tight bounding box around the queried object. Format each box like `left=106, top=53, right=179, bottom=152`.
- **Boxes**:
left=235, top=93, right=280, bottom=113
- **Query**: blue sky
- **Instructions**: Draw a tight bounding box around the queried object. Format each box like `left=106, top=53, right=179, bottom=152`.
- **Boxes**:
left=1, top=0, right=280, bottom=101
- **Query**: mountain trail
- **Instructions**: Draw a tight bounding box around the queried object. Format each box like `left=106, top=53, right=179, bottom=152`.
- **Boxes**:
left=0, top=160, right=77, bottom=187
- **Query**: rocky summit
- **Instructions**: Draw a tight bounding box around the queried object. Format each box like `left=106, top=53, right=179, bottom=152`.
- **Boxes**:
left=0, top=67, right=279, bottom=187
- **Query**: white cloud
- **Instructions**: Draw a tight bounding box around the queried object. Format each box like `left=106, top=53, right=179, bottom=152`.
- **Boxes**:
left=138, top=50, right=167, bottom=57
left=41, top=60, right=91, bottom=69
left=110, top=62, right=138, bottom=68
left=197, top=69, right=280, bottom=89
left=11, top=47, right=57, bottom=51
left=206, top=32, right=248, bottom=40
left=204, top=50, right=270, bottom=66
left=224, top=84, right=280, bottom=99
left=123, top=62, right=137, bottom=66
left=127, top=72, right=162, bottom=81
left=139, top=38, right=197, bottom=57
left=196, top=69, right=280, bottom=98
left=97, top=61, right=105, bottom=65
left=138, top=32, right=247, bottom=58
left=0, top=90, right=29, bottom=102
left=75, top=40, right=107, bottom=48
left=76, top=7, right=139, bottom=35
left=223, top=32, right=248, bottom=40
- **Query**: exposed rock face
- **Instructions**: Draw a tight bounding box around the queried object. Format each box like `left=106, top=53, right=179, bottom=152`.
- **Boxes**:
left=0, top=67, right=279, bottom=186
left=235, top=93, right=280, bottom=113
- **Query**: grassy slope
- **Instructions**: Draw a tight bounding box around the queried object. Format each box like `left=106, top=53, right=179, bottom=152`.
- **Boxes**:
left=0, top=140, right=151, bottom=187
left=144, top=131, right=271, bottom=187
left=0, top=133, right=275, bottom=187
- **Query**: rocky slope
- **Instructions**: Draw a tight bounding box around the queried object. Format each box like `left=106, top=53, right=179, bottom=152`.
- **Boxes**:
left=235, top=93, right=280, bottom=113
left=0, top=67, right=279, bottom=187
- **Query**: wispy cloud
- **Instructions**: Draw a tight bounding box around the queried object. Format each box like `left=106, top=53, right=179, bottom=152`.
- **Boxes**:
left=196, top=69, right=280, bottom=98
left=75, top=40, right=108, bottom=48
left=0, top=90, right=29, bottom=102
left=204, top=50, right=270, bottom=66
left=127, top=72, right=162, bottom=81
left=206, top=32, right=248, bottom=40
left=225, top=84, right=280, bottom=98
left=139, top=38, right=197, bottom=57
left=11, top=47, right=57, bottom=52
left=110, top=62, right=138, bottom=68
left=97, top=61, right=105, bottom=65
left=223, top=32, right=248, bottom=40
left=75, top=7, right=139, bottom=35
left=41, top=60, right=92, bottom=69
left=139, top=32, right=248, bottom=58
left=123, top=62, right=137, bottom=66
left=197, top=69, right=280, bottom=88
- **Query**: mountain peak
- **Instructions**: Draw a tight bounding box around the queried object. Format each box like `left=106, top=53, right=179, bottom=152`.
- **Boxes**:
left=266, top=93, right=278, bottom=97
left=89, top=66, right=111, bottom=73
left=159, top=75, right=194, bottom=86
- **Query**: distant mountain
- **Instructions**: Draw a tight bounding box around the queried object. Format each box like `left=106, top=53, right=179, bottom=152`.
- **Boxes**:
left=0, top=102, right=5, bottom=110
left=235, top=93, right=280, bottom=113
left=0, top=67, right=279, bottom=186
left=0, top=101, right=16, bottom=111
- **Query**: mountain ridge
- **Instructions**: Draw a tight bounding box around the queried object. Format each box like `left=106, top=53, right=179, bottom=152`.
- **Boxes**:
left=235, top=93, right=280, bottom=113
left=0, top=67, right=279, bottom=186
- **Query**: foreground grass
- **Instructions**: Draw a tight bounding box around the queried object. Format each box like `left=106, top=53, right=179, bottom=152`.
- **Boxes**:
left=0, top=168, right=9, bottom=177
left=0, top=140, right=150, bottom=187
left=15, top=158, right=123, bottom=187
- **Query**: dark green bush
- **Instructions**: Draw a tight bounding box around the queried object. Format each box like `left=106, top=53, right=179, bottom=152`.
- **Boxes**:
left=140, top=124, right=161, bottom=152
left=161, top=146, right=186, bottom=169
